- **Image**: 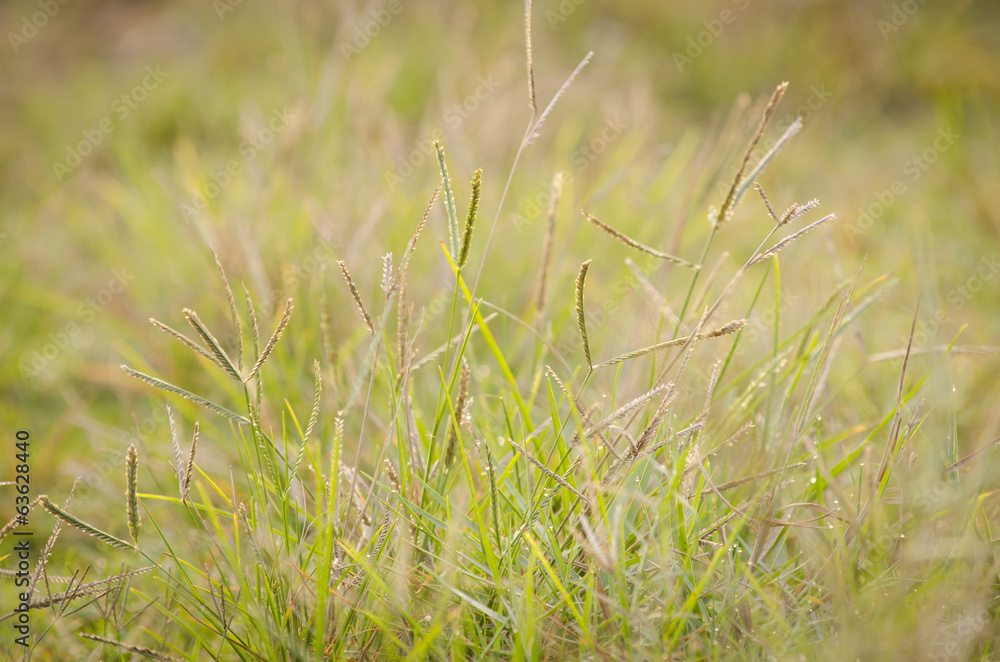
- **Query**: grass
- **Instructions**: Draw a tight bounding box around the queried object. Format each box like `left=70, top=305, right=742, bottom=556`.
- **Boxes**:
left=2, top=1, right=1000, bottom=660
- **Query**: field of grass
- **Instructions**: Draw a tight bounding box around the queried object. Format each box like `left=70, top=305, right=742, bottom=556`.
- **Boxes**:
left=2, top=0, right=1000, bottom=660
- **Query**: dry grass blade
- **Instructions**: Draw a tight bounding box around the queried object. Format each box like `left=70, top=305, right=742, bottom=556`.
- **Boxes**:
left=641, top=420, right=705, bottom=461
left=508, top=438, right=586, bottom=500
left=338, top=260, right=374, bottom=335
left=791, top=259, right=864, bottom=444
left=593, top=319, right=747, bottom=369
left=183, top=308, right=242, bottom=382
left=458, top=168, right=482, bottom=268
left=125, top=443, right=140, bottom=544
left=616, top=384, right=678, bottom=469
left=120, top=365, right=250, bottom=424
left=689, top=250, right=731, bottom=315
left=247, top=297, right=294, bottom=380
left=867, top=345, right=1000, bottom=362
left=706, top=421, right=756, bottom=457
left=874, top=298, right=920, bottom=492
left=434, top=140, right=461, bottom=259
left=212, top=249, right=243, bottom=368
left=149, top=318, right=215, bottom=363
left=182, top=422, right=199, bottom=504
left=80, top=632, right=178, bottom=661
left=40, top=496, right=134, bottom=550
left=944, top=434, right=1000, bottom=474
left=444, top=361, right=472, bottom=468
left=750, top=512, right=791, bottom=566
left=711, top=462, right=808, bottom=493
left=575, top=259, right=593, bottom=369
left=529, top=51, right=593, bottom=144
left=750, top=213, right=836, bottom=265
left=582, top=211, right=699, bottom=269
left=20, top=566, right=154, bottom=611
left=717, top=81, right=788, bottom=225
left=733, top=116, right=803, bottom=209
left=584, top=384, right=667, bottom=437
left=525, top=0, right=535, bottom=112
left=536, top=172, right=562, bottom=310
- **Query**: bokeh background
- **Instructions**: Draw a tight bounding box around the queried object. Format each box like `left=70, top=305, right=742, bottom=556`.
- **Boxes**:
left=1, top=0, right=999, bottom=656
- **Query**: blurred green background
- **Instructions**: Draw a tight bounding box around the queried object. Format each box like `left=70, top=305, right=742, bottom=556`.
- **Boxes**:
left=1, top=0, right=999, bottom=599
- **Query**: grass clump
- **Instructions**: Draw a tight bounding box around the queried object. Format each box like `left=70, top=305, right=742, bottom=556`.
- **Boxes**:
left=4, top=9, right=999, bottom=662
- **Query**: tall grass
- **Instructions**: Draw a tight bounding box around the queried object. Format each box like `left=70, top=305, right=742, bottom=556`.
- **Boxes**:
left=3, top=6, right=999, bottom=662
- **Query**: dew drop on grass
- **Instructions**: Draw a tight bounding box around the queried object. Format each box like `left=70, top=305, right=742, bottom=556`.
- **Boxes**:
left=810, top=477, right=817, bottom=484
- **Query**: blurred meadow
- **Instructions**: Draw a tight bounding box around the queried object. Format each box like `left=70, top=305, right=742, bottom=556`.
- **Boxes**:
left=2, top=0, right=1000, bottom=659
